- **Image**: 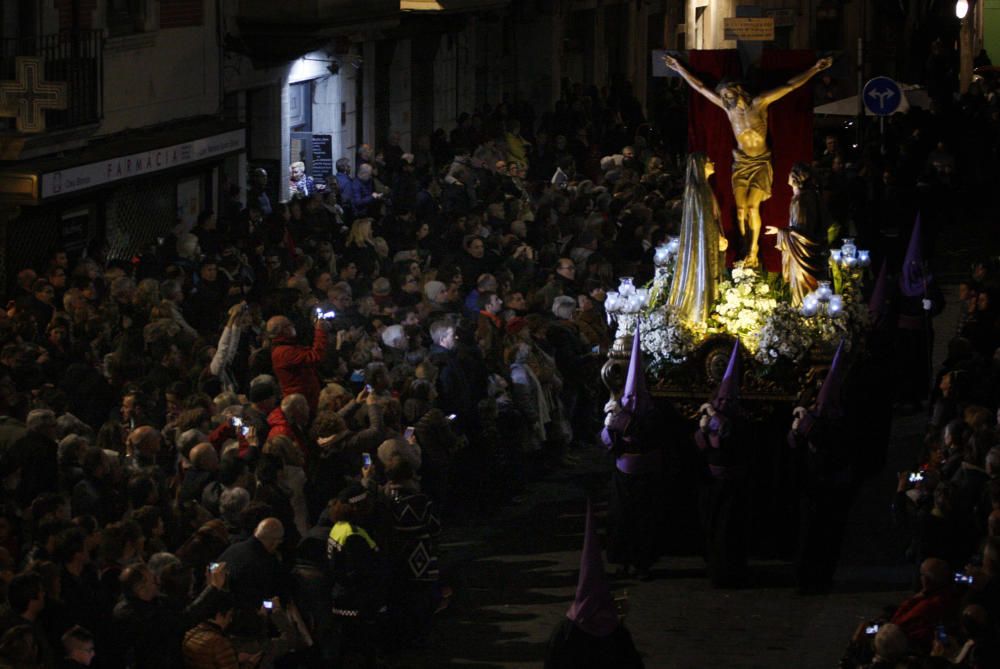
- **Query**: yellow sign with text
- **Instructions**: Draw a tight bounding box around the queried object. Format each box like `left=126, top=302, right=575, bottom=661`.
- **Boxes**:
left=723, top=17, right=775, bottom=41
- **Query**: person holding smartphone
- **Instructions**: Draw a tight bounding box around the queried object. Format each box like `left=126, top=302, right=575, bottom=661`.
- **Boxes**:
left=266, top=314, right=331, bottom=415
left=842, top=622, right=909, bottom=668
left=208, top=301, right=251, bottom=393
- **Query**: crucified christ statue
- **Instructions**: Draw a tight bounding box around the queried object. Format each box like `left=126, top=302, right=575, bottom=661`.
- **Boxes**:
left=663, top=55, right=833, bottom=267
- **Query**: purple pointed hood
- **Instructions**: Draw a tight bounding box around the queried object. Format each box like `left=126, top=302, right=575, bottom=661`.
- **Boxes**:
left=900, top=214, right=930, bottom=297
left=868, top=260, right=889, bottom=323
left=621, top=322, right=652, bottom=417
left=815, top=340, right=847, bottom=419
left=712, top=340, right=741, bottom=412
left=566, top=501, right=619, bottom=637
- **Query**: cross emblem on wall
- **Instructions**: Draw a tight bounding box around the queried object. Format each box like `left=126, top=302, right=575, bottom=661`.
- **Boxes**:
left=0, top=57, right=68, bottom=133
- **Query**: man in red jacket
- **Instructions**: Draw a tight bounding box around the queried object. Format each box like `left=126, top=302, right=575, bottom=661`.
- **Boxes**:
left=266, top=315, right=330, bottom=413
left=890, top=557, right=961, bottom=653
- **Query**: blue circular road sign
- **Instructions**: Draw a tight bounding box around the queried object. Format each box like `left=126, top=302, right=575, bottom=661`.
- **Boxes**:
left=862, top=76, right=903, bottom=116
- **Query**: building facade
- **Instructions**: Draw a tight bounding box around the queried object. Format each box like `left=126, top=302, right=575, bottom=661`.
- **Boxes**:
left=0, top=0, right=238, bottom=287
left=0, top=0, right=981, bottom=288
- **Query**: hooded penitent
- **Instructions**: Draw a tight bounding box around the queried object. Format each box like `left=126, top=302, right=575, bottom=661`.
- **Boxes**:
left=815, top=339, right=846, bottom=419
left=796, top=339, right=846, bottom=438
left=566, top=501, right=619, bottom=637
left=702, top=339, right=741, bottom=449
left=604, top=322, right=662, bottom=475
left=868, top=260, right=890, bottom=326
left=620, top=322, right=652, bottom=418
left=712, top=340, right=741, bottom=414
left=899, top=214, right=930, bottom=298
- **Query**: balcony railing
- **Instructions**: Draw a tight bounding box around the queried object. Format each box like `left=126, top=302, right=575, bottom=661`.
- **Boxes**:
left=0, top=30, right=103, bottom=133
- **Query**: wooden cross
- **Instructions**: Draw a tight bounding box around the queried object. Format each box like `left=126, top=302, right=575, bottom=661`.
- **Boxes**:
left=0, top=57, right=68, bottom=133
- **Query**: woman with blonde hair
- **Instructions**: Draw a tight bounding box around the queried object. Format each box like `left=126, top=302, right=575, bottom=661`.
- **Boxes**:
left=344, top=218, right=378, bottom=278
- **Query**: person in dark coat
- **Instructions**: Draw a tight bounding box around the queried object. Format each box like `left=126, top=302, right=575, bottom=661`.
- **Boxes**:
left=187, top=257, right=232, bottom=335
left=379, top=458, right=441, bottom=651
left=290, top=534, right=336, bottom=666
left=109, top=563, right=224, bottom=669
left=71, top=448, right=116, bottom=525
left=251, top=455, right=301, bottom=553
left=427, top=320, right=476, bottom=434
left=694, top=341, right=750, bottom=588
left=601, top=324, right=663, bottom=580
left=59, top=625, right=96, bottom=668
left=544, top=502, right=643, bottom=669
left=9, top=409, right=59, bottom=507
left=215, top=518, right=289, bottom=613
left=334, top=158, right=356, bottom=222
left=894, top=216, right=945, bottom=410
left=788, top=341, right=855, bottom=593
left=179, top=443, right=219, bottom=506
left=0, top=572, right=54, bottom=668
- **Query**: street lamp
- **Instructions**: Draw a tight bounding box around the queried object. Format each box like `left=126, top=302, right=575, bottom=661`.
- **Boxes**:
left=957, top=0, right=972, bottom=93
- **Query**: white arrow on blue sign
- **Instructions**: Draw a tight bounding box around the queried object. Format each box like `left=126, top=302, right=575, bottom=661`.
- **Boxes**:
left=862, top=76, right=903, bottom=116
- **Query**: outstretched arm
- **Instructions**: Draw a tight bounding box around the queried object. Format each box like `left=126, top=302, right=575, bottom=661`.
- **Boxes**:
left=759, top=57, right=833, bottom=106
left=662, top=54, right=726, bottom=110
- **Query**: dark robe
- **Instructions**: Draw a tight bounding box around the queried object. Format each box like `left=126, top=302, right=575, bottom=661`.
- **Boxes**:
left=695, top=411, right=749, bottom=587
left=789, top=413, right=855, bottom=593
left=602, top=410, right=663, bottom=573
left=544, top=618, right=644, bottom=669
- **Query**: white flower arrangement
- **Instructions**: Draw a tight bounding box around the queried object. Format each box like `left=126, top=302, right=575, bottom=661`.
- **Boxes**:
left=755, top=279, right=870, bottom=365
left=614, top=305, right=698, bottom=367
left=807, top=291, right=869, bottom=353
left=640, top=307, right=699, bottom=365
left=612, top=259, right=869, bottom=370
left=755, top=303, right=813, bottom=364
left=710, top=263, right=779, bottom=353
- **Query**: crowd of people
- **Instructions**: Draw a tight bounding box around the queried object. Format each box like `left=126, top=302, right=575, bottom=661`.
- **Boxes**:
left=0, top=59, right=997, bottom=668
left=839, top=255, right=1000, bottom=669
left=835, top=77, right=1000, bottom=669
left=0, top=80, right=667, bottom=668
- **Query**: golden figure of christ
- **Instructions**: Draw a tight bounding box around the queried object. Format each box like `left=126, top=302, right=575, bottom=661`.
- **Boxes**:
left=662, top=55, right=833, bottom=268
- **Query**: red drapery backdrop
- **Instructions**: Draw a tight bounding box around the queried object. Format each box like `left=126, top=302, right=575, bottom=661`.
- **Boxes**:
left=687, top=50, right=816, bottom=272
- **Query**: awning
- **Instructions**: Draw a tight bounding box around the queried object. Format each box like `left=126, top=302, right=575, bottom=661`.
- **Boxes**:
left=0, top=118, right=244, bottom=205
left=813, top=85, right=932, bottom=117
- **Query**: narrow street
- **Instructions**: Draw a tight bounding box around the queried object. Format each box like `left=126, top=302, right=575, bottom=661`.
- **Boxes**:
left=411, top=413, right=917, bottom=669
left=407, top=206, right=996, bottom=668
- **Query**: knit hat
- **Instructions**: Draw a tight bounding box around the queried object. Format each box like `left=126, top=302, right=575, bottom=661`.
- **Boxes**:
left=372, top=277, right=391, bottom=296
